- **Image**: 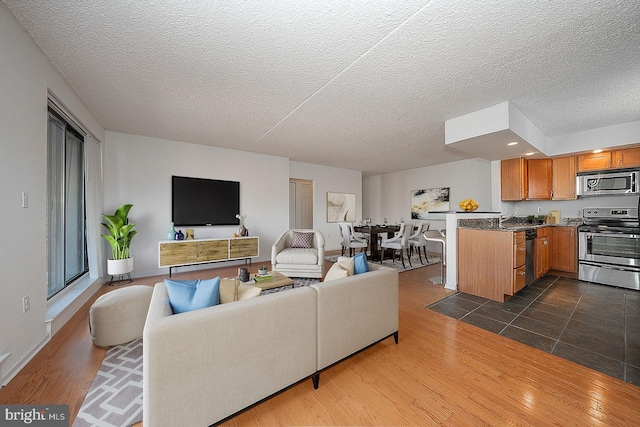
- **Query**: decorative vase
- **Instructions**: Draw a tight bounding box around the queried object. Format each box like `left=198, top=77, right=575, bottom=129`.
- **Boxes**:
left=167, top=222, right=176, bottom=240
left=238, top=224, right=247, bottom=237
left=175, top=230, right=184, bottom=240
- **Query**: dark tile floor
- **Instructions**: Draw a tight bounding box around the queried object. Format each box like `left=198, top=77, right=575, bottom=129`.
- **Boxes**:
left=428, top=276, right=640, bottom=386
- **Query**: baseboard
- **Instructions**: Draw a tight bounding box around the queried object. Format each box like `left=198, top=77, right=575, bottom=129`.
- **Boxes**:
left=1, top=334, right=48, bottom=387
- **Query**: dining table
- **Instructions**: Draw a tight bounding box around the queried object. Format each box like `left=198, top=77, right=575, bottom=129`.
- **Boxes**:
left=353, top=224, right=401, bottom=260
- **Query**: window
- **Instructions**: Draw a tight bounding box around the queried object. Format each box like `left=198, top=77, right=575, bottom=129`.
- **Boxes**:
left=47, top=108, right=88, bottom=299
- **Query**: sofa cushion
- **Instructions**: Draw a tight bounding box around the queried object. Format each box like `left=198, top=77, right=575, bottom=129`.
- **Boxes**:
left=290, top=231, right=314, bottom=248
left=276, top=248, right=318, bottom=265
left=219, top=279, right=262, bottom=304
left=164, top=277, right=220, bottom=314
left=353, top=252, right=369, bottom=274
left=324, top=257, right=354, bottom=281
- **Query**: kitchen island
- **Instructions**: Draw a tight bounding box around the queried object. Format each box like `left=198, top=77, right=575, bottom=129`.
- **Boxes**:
left=419, top=211, right=501, bottom=291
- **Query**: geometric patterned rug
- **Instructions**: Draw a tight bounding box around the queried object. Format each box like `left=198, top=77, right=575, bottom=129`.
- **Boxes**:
left=324, top=253, right=440, bottom=273
left=73, top=338, right=143, bottom=427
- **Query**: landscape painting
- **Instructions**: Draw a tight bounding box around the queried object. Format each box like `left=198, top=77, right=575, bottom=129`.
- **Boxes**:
left=327, top=192, right=356, bottom=222
left=411, top=187, right=450, bottom=219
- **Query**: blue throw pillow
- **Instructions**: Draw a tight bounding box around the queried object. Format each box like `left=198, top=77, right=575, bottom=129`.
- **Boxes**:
left=353, top=252, right=369, bottom=274
left=164, top=277, right=220, bottom=314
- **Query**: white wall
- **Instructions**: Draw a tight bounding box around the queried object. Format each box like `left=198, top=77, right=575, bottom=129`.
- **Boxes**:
left=104, top=132, right=291, bottom=276
left=0, top=3, right=104, bottom=384
left=289, top=161, right=363, bottom=251
left=363, top=158, right=494, bottom=232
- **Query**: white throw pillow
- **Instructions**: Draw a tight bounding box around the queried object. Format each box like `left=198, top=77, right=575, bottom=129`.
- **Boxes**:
left=324, top=257, right=355, bottom=281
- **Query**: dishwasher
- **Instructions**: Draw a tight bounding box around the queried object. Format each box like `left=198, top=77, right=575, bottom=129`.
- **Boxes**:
left=524, top=228, right=537, bottom=287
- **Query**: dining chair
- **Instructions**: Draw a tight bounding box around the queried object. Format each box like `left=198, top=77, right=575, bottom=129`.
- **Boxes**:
left=423, top=230, right=446, bottom=284
left=408, top=222, right=430, bottom=264
left=380, top=222, right=413, bottom=268
left=339, top=222, right=368, bottom=257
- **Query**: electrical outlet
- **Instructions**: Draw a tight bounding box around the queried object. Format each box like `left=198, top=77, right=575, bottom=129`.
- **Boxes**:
left=21, top=192, right=29, bottom=208
left=23, top=296, right=30, bottom=313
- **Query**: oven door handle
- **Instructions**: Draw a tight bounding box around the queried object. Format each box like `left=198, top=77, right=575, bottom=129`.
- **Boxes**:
left=580, top=261, right=640, bottom=273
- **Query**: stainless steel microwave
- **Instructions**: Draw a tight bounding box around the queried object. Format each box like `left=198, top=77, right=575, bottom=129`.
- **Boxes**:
left=577, top=169, right=640, bottom=196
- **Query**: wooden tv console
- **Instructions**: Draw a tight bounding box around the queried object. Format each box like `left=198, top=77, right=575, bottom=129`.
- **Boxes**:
left=158, top=236, right=259, bottom=277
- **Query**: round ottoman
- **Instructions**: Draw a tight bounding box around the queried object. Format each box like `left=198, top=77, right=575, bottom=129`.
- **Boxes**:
left=89, top=285, right=154, bottom=347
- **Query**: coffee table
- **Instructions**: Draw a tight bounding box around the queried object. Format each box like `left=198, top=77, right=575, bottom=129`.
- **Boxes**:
left=251, top=271, right=294, bottom=290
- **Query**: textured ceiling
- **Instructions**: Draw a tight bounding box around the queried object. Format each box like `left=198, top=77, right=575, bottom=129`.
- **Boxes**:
left=4, top=0, right=640, bottom=176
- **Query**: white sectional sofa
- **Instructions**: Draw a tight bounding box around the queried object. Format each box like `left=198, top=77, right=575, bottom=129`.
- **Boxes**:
left=143, top=262, right=398, bottom=427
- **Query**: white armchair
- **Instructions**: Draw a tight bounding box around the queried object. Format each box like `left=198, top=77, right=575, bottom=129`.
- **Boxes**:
left=271, top=229, right=325, bottom=278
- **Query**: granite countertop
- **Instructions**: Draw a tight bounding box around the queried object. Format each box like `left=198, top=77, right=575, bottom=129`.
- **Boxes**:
left=457, top=217, right=583, bottom=231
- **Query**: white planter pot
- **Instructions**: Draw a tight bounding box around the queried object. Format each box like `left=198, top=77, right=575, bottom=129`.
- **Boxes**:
left=107, top=258, right=133, bottom=275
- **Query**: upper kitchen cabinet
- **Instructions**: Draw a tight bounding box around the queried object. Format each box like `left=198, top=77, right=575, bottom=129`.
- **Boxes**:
left=501, top=158, right=527, bottom=201
left=552, top=156, right=577, bottom=200
left=527, top=159, right=552, bottom=200
left=577, top=146, right=640, bottom=172
left=577, top=151, right=612, bottom=171
left=613, top=147, right=640, bottom=169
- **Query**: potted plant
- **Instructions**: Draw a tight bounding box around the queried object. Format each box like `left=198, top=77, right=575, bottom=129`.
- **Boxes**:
left=258, top=265, right=268, bottom=275
left=102, top=204, right=137, bottom=275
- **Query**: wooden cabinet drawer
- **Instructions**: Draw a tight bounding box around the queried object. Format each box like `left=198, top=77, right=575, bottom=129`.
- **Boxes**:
left=197, top=240, right=228, bottom=262
left=514, top=231, right=525, bottom=245
left=230, top=237, right=259, bottom=258
left=159, top=242, right=197, bottom=267
left=514, top=242, right=526, bottom=268
left=513, top=265, right=526, bottom=294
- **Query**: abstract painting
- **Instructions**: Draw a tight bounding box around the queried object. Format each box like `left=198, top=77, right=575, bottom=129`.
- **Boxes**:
left=327, top=192, right=356, bottom=222
left=411, top=187, right=450, bottom=219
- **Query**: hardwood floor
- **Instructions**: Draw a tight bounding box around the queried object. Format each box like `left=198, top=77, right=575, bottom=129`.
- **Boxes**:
left=1, top=252, right=639, bottom=426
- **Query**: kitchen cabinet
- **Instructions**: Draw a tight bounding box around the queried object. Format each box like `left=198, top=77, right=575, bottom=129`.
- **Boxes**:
left=577, top=152, right=612, bottom=172
left=551, top=226, right=578, bottom=273
left=613, top=147, right=640, bottom=169
left=527, top=159, right=552, bottom=200
left=535, top=227, right=552, bottom=279
left=458, top=229, right=526, bottom=302
left=552, top=156, right=577, bottom=199
left=501, top=158, right=527, bottom=201
left=577, top=147, right=640, bottom=172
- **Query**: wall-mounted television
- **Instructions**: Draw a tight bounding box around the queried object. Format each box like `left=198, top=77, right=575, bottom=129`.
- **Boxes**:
left=172, top=176, right=240, bottom=226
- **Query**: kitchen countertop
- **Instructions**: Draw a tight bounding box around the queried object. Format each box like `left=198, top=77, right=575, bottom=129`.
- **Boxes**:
left=458, top=218, right=582, bottom=231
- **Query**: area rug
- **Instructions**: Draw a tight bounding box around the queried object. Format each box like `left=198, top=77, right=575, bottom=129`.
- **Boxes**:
left=325, top=254, right=440, bottom=273
left=74, top=277, right=316, bottom=426
left=73, top=338, right=143, bottom=427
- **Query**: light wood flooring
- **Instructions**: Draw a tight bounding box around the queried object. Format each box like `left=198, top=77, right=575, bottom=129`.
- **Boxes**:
left=1, top=252, right=639, bottom=426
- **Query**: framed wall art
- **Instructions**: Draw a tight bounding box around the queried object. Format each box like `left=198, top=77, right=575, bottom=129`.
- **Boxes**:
left=327, top=192, right=356, bottom=222
left=411, top=187, right=450, bottom=219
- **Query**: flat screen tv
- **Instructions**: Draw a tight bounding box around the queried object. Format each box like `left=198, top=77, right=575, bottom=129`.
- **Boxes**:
left=172, top=176, right=240, bottom=226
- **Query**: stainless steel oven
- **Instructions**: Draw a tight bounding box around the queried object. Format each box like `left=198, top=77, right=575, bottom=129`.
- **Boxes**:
left=578, top=207, right=640, bottom=290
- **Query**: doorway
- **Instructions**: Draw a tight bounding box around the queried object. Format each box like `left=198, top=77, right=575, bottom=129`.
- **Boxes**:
left=289, top=179, right=314, bottom=229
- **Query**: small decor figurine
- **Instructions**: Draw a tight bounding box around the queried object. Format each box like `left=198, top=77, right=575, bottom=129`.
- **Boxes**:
left=186, top=229, right=195, bottom=240
left=175, top=229, right=185, bottom=240
left=238, top=267, right=250, bottom=282
left=235, top=213, right=248, bottom=237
